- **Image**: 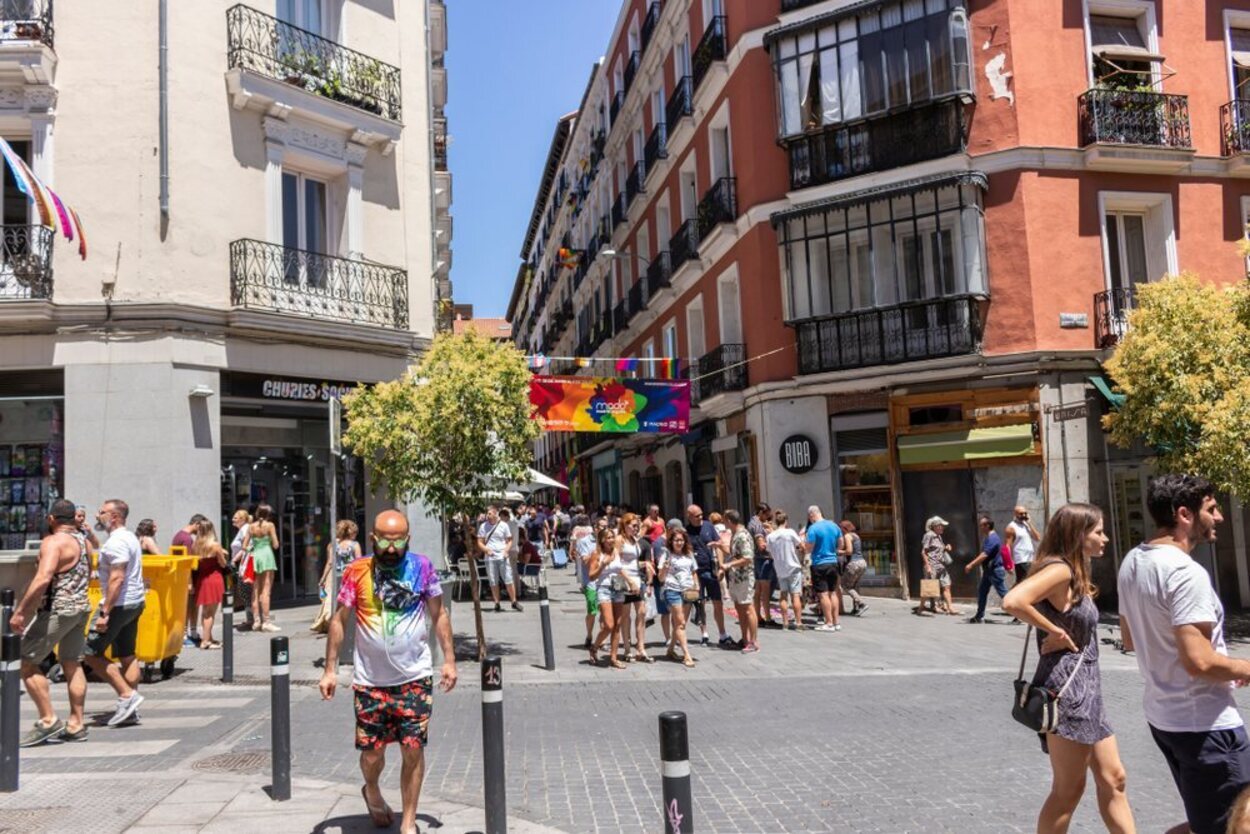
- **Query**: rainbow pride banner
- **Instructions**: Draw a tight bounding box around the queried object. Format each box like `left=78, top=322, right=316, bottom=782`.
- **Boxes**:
left=530, top=375, right=690, bottom=434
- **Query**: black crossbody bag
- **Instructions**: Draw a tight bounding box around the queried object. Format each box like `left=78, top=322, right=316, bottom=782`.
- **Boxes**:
left=1012, top=625, right=1084, bottom=733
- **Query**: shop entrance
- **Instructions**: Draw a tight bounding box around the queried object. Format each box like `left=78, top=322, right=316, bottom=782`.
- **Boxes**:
left=901, top=469, right=979, bottom=599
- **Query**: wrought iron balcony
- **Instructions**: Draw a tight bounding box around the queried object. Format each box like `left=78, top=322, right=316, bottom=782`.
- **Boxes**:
left=229, top=239, right=409, bottom=329
left=1222, top=100, right=1250, bottom=156
left=794, top=295, right=985, bottom=375
left=0, top=0, right=53, bottom=48
left=1094, top=287, right=1138, bottom=349
left=1077, top=88, right=1190, bottom=149
left=670, top=220, right=700, bottom=272
left=645, top=122, right=668, bottom=172
left=610, top=89, right=625, bottom=124
left=697, top=177, right=737, bottom=242
left=624, top=50, right=641, bottom=95
left=626, top=161, right=646, bottom=206
left=787, top=98, right=967, bottom=190
left=645, top=251, right=671, bottom=296
left=692, top=15, right=727, bottom=93
left=692, top=343, right=746, bottom=404
left=433, top=117, right=448, bottom=171
left=612, top=194, right=627, bottom=229
left=641, top=1, right=662, bottom=54
left=0, top=225, right=53, bottom=301
left=666, top=76, right=693, bottom=131
left=226, top=4, right=402, bottom=121
left=627, top=280, right=646, bottom=321
left=780, top=0, right=822, bottom=9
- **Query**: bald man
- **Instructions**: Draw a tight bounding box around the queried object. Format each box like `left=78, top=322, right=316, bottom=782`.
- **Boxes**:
left=1004, top=505, right=1041, bottom=583
left=320, top=509, right=456, bottom=834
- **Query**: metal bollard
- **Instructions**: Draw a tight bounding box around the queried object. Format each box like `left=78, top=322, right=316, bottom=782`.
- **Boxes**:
left=659, top=711, right=694, bottom=833
left=269, top=636, right=290, bottom=801
left=221, top=587, right=234, bottom=684
left=538, top=585, right=555, bottom=671
left=0, top=587, right=13, bottom=637
left=481, top=656, right=506, bottom=834
left=1, top=631, right=20, bottom=792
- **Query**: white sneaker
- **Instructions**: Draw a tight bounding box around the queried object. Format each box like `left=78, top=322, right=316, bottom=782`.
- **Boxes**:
left=261, top=622, right=281, bottom=633
left=833, top=624, right=842, bottom=632
left=814, top=624, right=837, bottom=632
left=107, top=692, right=145, bottom=727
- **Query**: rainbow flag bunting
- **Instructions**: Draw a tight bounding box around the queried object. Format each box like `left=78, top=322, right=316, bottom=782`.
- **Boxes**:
left=0, top=136, right=87, bottom=260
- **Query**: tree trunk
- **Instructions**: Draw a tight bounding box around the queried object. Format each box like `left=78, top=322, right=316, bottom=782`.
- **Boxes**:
left=463, top=519, right=488, bottom=661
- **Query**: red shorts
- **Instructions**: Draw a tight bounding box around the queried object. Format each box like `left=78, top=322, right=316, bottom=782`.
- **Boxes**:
left=353, top=677, right=433, bottom=750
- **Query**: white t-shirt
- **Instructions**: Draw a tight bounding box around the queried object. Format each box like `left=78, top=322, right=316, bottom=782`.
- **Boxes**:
left=477, top=520, right=511, bottom=560
left=99, top=528, right=147, bottom=608
left=662, top=552, right=697, bottom=592
left=1007, top=520, right=1036, bottom=564
left=1117, top=542, right=1243, bottom=733
left=767, top=528, right=804, bottom=578
left=572, top=528, right=596, bottom=587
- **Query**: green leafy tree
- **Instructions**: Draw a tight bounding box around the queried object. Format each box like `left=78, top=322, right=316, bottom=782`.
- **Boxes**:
left=341, top=329, right=540, bottom=659
left=1103, top=272, right=1250, bottom=496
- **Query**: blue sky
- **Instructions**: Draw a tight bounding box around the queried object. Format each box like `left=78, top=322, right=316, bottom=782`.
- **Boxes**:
left=445, top=1, right=620, bottom=319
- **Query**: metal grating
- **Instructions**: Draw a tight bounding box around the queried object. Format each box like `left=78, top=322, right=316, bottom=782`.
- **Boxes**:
left=0, top=808, right=64, bottom=832
left=192, top=751, right=272, bottom=774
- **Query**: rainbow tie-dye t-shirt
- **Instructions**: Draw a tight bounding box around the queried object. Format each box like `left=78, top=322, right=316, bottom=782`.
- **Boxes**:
left=338, top=553, right=442, bottom=688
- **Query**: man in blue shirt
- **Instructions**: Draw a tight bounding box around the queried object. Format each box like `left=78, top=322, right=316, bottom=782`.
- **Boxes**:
left=964, top=515, right=1009, bottom=623
left=804, top=505, right=848, bottom=632
left=685, top=504, right=733, bottom=648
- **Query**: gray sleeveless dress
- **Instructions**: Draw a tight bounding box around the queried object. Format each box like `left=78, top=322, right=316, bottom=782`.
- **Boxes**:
left=1030, top=593, right=1113, bottom=753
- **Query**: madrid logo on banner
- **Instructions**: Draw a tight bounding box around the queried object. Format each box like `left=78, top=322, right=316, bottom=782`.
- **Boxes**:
left=529, top=375, right=690, bottom=434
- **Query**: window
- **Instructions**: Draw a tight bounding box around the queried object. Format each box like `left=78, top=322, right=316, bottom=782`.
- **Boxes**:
left=663, top=321, right=678, bottom=360
left=281, top=170, right=328, bottom=285
left=2, top=139, right=30, bottom=226
left=677, top=33, right=692, bottom=78
left=1104, top=212, right=1148, bottom=293
left=277, top=0, right=322, bottom=34
left=778, top=176, right=985, bottom=321
left=1232, top=28, right=1250, bottom=96
left=771, top=0, right=971, bottom=139
left=718, top=269, right=742, bottom=345
left=1098, top=191, right=1177, bottom=294
left=1088, top=11, right=1159, bottom=88
left=686, top=298, right=706, bottom=358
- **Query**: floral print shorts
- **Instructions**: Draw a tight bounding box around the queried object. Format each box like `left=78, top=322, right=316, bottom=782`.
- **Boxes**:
left=353, top=677, right=434, bottom=750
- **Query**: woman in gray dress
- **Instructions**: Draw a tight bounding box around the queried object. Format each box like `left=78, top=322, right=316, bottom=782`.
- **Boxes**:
left=1003, top=504, right=1136, bottom=834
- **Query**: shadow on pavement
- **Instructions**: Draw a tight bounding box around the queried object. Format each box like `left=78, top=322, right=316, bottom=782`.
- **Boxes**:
left=310, top=811, right=444, bottom=832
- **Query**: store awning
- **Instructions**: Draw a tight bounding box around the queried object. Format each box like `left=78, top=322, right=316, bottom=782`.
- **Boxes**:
left=898, top=424, right=1036, bottom=466
left=1089, top=375, right=1126, bottom=408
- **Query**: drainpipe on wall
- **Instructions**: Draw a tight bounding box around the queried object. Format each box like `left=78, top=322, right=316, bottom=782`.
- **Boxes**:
left=159, top=0, right=170, bottom=224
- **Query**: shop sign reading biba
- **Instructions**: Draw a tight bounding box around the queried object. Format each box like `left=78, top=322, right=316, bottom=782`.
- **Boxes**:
left=779, top=434, right=817, bottom=475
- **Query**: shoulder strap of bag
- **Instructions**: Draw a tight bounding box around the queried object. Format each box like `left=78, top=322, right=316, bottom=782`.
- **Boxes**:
left=1019, top=625, right=1086, bottom=694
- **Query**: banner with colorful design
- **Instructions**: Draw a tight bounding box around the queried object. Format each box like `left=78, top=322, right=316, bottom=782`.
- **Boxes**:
left=530, top=375, right=690, bottom=434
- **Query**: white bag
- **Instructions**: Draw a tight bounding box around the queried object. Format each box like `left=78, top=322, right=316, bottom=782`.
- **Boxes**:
left=645, top=590, right=658, bottom=622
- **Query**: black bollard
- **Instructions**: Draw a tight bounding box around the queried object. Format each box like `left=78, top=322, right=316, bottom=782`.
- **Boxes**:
left=269, top=636, right=290, bottom=801
left=659, top=711, right=694, bottom=833
left=0, top=587, right=13, bottom=637
left=221, top=586, right=234, bottom=684
left=538, top=585, right=555, bottom=671
left=481, top=656, right=506, bottom=834
left=1, top=631, right=20, bottom=792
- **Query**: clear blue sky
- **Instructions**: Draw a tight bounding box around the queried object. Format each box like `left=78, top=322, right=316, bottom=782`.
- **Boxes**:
left=444, top=1, right=620, bottom=319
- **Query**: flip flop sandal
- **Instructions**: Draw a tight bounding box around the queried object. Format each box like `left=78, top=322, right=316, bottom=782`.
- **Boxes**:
left=361, top=786, right=394, bottom=828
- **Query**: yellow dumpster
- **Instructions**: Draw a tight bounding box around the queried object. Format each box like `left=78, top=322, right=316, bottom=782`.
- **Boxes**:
left=86, top=548, right=200, bottom=682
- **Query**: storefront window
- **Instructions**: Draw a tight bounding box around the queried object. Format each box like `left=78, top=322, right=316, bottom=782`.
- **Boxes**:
left=0, top=398, right=64, bottom=550
left=835, top=421, right=898, bottom=586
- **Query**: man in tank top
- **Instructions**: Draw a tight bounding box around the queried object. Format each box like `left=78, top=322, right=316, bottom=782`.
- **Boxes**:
left=1005, top=505, right=1041, bottom=583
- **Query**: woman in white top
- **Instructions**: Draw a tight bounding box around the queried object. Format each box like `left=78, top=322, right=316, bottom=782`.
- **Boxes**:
left=659, top=528, right=700, bottom=667
left=587, top=529, right=626, bottom=669
left=616, top=513, right=654, bottom=663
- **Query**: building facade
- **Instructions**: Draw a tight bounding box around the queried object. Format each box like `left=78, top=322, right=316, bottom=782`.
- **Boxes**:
left=0, top=0, right=450, bottom=598
left=511, top=0, right=1250, bottom=604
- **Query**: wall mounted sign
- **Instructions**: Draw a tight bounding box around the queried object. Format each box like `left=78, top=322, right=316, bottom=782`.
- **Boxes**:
left=779, top=434, right=817, bottom=474
left=222, top=372, right=358, bottom=403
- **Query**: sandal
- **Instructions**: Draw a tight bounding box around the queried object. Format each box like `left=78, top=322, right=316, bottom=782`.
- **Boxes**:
left=665, top=648, right=680, bottom=662
left=609, top=660, right=627, bottom=670
left=199, top=641, right=221, bottom=650
left=361, top=785, right=394, bottom=828
left=588, top=644, right=599, bottom=665
left=682, top=657, right=695, bottom=668
left=636, top=653, right=654, bottom=664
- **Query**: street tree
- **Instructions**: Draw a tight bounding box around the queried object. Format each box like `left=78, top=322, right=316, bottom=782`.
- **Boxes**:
left=341, top=329, right=540, bottom=659
left=1103, top=272, right=1250, bottom=497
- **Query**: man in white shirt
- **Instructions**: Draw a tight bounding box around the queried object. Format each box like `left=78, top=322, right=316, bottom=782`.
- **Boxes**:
left=83, top=498, right=147, bottom=727
left=767, top=510, right=806, bottom=631
left=1118, top=474, right=1250, bottom=834
left=1004, top=505, right=1040, bottom=582
left=477, top=505, right=520, bottom=613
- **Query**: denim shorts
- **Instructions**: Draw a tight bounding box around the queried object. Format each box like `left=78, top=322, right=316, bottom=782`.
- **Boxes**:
left=775, top=571, right=803, bottom=595
left=596, top=586, right=625, bottom=606
left=753, top=557, right=776, bottom=583
left=653, top=585, right=671, bottom=615
left=662, top=589, right=687, bottom=609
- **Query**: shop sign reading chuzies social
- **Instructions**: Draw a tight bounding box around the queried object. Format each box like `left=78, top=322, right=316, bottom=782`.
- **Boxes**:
left=222, top=372, right=358, bottom=403
left=779, top=434, right=817, bottom=475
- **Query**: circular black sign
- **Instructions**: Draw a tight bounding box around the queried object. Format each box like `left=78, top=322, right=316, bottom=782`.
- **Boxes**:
left=779, top=434, right=817, bottom=474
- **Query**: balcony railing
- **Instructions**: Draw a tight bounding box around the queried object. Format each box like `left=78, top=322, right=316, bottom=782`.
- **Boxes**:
left=226, top=4, right=402, bottom=121
left=788, top=98, right=966, bottom=190
left=641, top=1, right=662, bottom=54
left=612, top=302, right=628, bottom=333
left=794, top=295, right=985, bottom=375
left=0, top=225, right=53, bottom=300
left=670, top=220, right=700, bottom=272
left=1094, top=287, right=1138, bottom=349
left=780, top=0, right=822, bottom=9
left=1222, top=99, right=1250, bottom=156
left=433, top=117, right=448, bottom=171
left=627, top=280, right=646, bottom=321
left=229, top=239, right=409, bottom=329
left=0, top=0, right=53, bottom=48
left=692, top=15, right=727, bottom=93
left=645, top=122, right=668, bottom=172
left=697, top=177, right=737, bottom=242
left=692, top=343, right=746, bottom=404
left=1077, top=88, right=1190, bottom=149
left=624, top=50, right=641, bottom=95
left=612, top=194, right=627, bottom=229
left=610, top=89, right=625, bottom=124
left=666, top=76, right=693, bottom=132
left=645, top=251, right=671, bottom=296
left=626, top=161, right=646, bottom=206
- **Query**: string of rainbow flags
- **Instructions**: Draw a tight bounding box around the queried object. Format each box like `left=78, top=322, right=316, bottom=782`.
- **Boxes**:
left=0, top=136, right=87, bottom=259
left=525, top=345, right=790, bottom=382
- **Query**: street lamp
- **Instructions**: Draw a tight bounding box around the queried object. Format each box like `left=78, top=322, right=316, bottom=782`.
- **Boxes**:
left=598, top=247, right=651, bottom=268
